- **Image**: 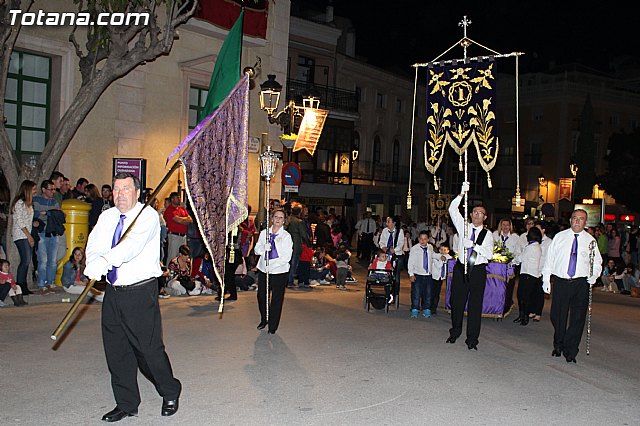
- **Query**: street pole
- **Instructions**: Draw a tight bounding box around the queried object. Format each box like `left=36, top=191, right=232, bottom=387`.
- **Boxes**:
left=257, top=132, right=268, bottom=228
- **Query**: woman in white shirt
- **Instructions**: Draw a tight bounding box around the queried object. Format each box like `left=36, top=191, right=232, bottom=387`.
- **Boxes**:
left=254, top=209, right=293, bottom=334
left=513, top=226, right=543, bottom=325
left=10, top=180, right=37, bottom=295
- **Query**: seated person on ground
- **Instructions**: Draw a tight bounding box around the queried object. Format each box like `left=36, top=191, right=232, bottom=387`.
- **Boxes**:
left=61, top=247, right=103, bottom=302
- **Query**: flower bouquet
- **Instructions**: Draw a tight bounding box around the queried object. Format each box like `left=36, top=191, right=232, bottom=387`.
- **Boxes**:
left=491, top=240, right=514, bottom=263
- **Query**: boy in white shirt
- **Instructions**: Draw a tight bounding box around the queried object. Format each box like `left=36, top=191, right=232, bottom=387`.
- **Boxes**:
left=430, top=242, right=452, bottom=315
left=407, top=230, right=435, bottom=318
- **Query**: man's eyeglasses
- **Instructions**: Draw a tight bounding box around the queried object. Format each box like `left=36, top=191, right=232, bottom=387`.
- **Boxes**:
left=472, top=210, right=485, bottom=216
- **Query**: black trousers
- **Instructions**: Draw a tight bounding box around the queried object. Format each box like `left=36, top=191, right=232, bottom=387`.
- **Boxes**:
left=530, top=276, right=545, bottom=316
left=518, top=273, right=541, bottom=312
left=102, top=278, right=181, bottom=413
left=257, top=271, right=287, bottom=332
left=360, top=233, right=374, bottom=260
left=550, top=276, right=589, bottom=358
left=430, top=278, right=443, bottom=313
left=220, top=248, right=242, bottom=299
left=449, top=261, right=487, bottom=345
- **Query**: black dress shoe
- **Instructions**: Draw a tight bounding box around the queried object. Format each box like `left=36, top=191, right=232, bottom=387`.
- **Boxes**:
left=467, top=343, right=478, bottom=350
left=102, top=407, right=137, bottom=422
left=446, top=336, right=457, bottom=344
left=268, top=329, right=276, bottom=334
left=161, top=399, right=179, bottom=416
left=257, top=321, right=268, bottom=330
left=551, top=349, right=562, bottom=357
left=565, top=356, right=576, bottom=364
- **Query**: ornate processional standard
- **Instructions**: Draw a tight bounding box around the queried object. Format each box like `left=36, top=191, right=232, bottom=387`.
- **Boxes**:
left=407, top=16, right=524, bottom=273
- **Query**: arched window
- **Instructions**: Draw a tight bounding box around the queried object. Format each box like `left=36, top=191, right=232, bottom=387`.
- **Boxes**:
left=392, top=139, right=400, bottom=181
left=372, top=135, right=381, bottom=180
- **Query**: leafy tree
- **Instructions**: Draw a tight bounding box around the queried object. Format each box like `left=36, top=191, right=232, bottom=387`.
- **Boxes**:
left=0, top=0, right=197, bottom=194
left=597, top=128, right=640, bottom=213
left=0, top=0, right=197, bottom=267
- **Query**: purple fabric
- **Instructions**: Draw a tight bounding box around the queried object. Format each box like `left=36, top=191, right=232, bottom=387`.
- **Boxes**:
left=268, top=233, right=279, bottom=260
left=386, top=232, right=394, bottom=255
left=466, top=228, right=476, bottom=261
left=179, top=75, right=249, bottom=284
left=568, top=233, right=578, bottom=277
left=445, top=260, right=515, bottom=317
left=422, top=246, right=429, bottom=272
left=107, top=214, right=125, bottom=284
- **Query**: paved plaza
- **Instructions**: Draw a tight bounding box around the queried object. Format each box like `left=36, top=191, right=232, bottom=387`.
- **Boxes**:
left=2, top=261, right=639, bottom=425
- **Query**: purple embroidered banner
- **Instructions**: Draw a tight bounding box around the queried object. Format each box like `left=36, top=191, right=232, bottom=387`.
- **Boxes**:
left=180, top=74, right=249, bottom=284
left=445, top=260, right=515, bottom=318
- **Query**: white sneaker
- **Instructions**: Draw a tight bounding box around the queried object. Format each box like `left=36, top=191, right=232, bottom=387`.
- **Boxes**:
left=309, top=280, right=320, bottom=287
left=319, top=280, right=330, bottom=286
left=201, top=287, right=213, bottom=295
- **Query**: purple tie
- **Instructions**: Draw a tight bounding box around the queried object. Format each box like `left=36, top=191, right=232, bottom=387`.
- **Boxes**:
left=568, top=233, right=579, bottom=278
left=467, top=228, right=476, bottom=261
left=422, top=247, right=429, bottom=272
left=268, top=233, right=279, bottom=260
left=107, top=214, right=126, bottom=284
left=387, top=232, right=394, bottom=255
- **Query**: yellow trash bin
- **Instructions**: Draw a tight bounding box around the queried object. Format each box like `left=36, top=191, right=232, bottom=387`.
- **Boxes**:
left=55, top=199, right=91, bottom=286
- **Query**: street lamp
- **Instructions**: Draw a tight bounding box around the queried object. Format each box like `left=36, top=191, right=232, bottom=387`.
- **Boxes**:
left=570, top=162, right=578, bottom=178
left=259, top=74, right=320, bottom=135
left=538, top=174, right=546, bottom=187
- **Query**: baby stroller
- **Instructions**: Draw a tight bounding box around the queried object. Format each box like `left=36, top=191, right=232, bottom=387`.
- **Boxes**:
left=364, top=269, right=395, bottom=312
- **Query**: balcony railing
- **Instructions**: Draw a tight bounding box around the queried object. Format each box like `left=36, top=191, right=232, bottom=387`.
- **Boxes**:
left=286, top=79, right=358, bottom=114
left=352, top=160, right=409, bottom=183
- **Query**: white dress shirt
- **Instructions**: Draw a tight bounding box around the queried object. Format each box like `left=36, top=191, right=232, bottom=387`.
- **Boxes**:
left=85, top=203, right=162, bottom=286
left=542, top=228, right=603, bottom=290
left=431, top=253, right=452, bottom=280
left=407, top=243, right=434, bottom=276
left=493, top=231, right=520, bottom=256
left=379, top=227, right=405, bottom=256
left=255, top=226, right=293, bottom=274
left=448, top=195, right=493, bottom=265
left=514, top=241, right=542, bottom=277
left=356, top=217, right=376, bottom=235
left=540, top=235, right=552, bottom=270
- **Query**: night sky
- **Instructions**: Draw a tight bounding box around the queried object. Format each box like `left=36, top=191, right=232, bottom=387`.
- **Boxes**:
left=329, top=1, right=636, bottom=75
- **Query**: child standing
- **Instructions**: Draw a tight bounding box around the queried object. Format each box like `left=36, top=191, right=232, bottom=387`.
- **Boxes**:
left=407, top=230, right=434, bottom=318
left=297, top=243, right=314, bottom=288
left=335, top=244, right=351, bottom=290
left=430, top=242, right=452, bottom=315
left=0, top=259, right=27, bottom=307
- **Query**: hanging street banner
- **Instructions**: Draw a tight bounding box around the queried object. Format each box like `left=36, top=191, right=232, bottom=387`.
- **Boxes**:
left=559, top=178, right=574, bottom=201
left=293, top=108, right=329, bottom=156
left=425, top=61, right=498, bottom=186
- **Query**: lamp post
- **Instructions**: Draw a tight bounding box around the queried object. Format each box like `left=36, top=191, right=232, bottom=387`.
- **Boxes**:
left=259, top=145, right=279, bottom=322
left=259, top=74, right=320, bottom=136
left=260, top=74, right=322, bottom=201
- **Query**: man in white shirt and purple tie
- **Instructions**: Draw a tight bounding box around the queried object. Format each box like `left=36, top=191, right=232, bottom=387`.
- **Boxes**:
left=84, top=172, right=181, bottom=422
left=446, top=182, right=494, bottom=350
left=542, top=209, right=602, bottom=363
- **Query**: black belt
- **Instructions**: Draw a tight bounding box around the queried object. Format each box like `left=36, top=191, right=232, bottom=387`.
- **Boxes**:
left=556, top=276, right=587, bottom=283
left=111, top=277, right=157, bottom=291
left=168, top=232, right=186, bottom=237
